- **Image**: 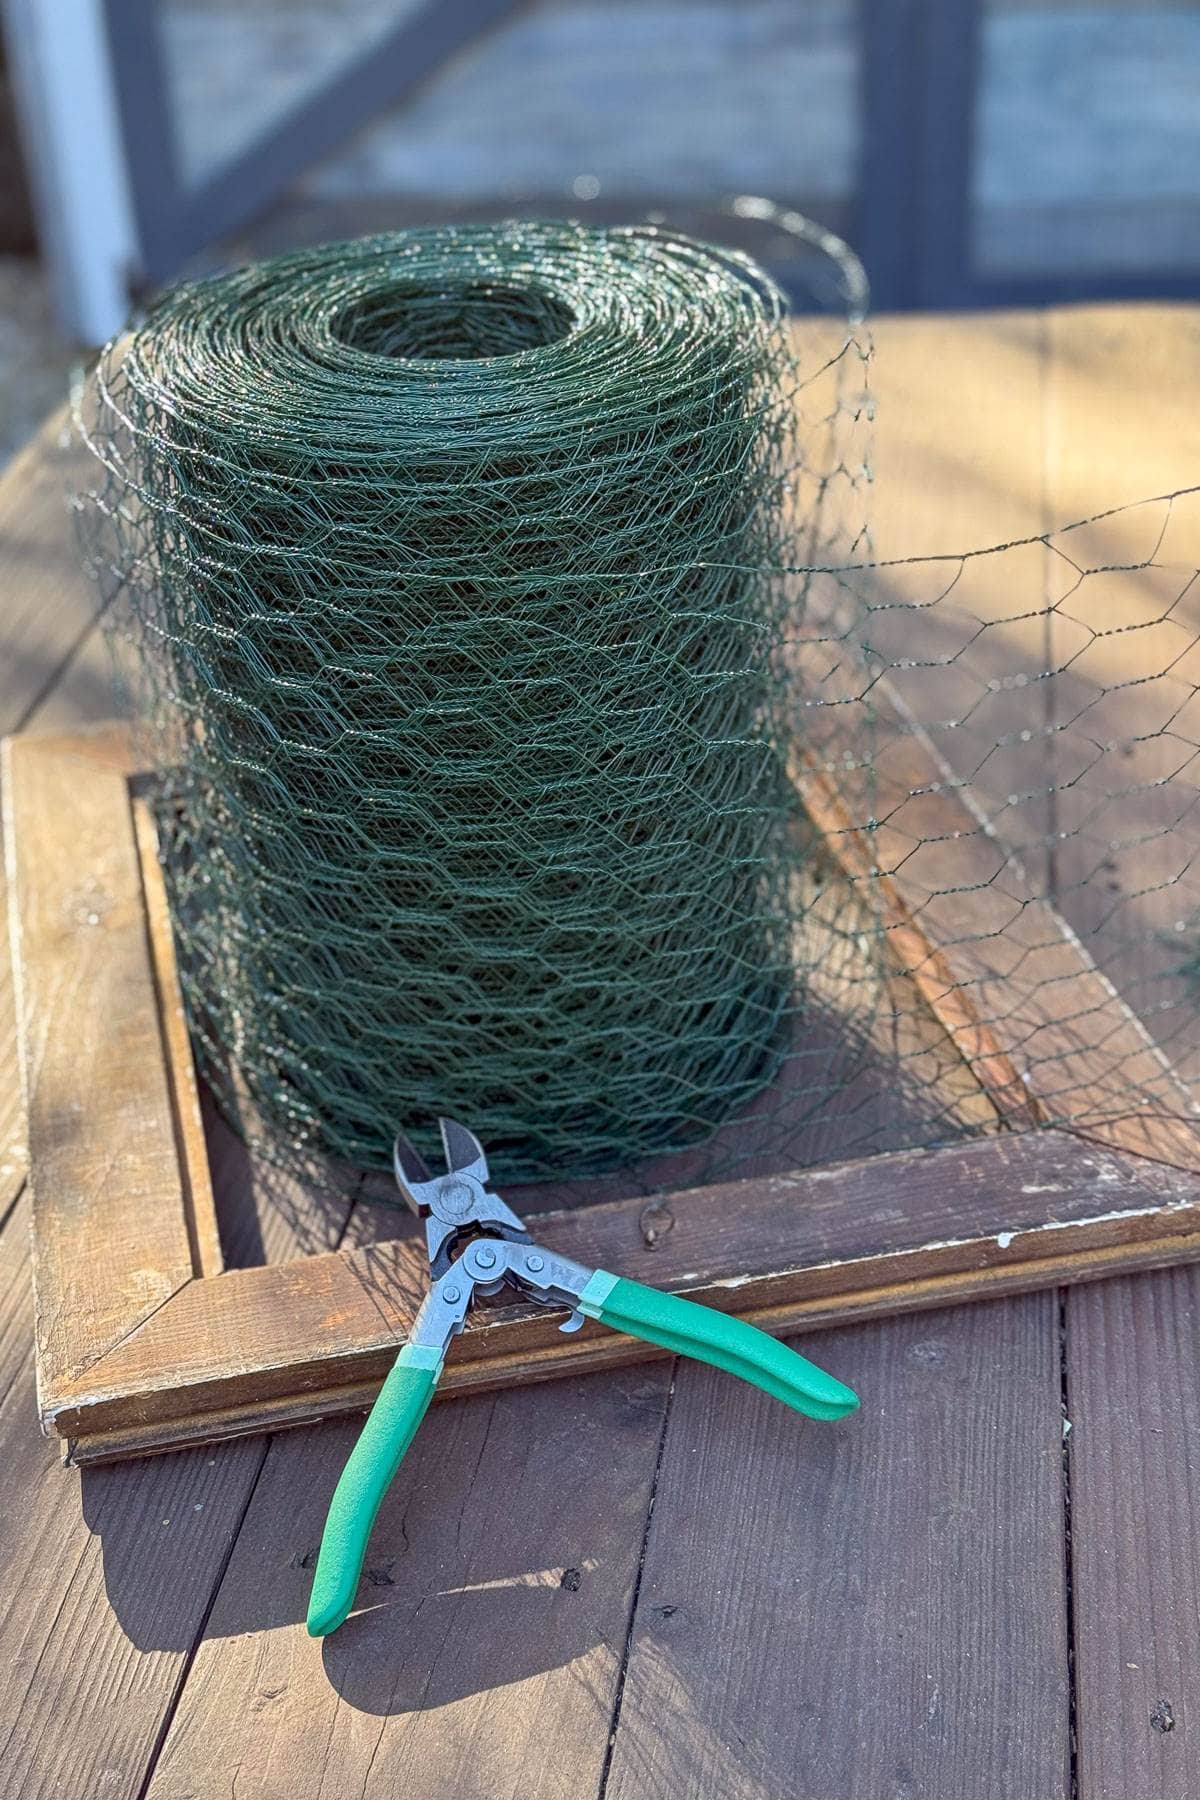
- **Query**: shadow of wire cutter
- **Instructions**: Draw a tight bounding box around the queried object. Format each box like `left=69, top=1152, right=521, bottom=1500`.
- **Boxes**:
left=308, top=1118, right=860, bottom=1636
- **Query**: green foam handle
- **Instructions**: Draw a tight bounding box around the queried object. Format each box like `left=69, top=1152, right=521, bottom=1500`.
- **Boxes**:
left=306, top=1342, right=442, bottom=1638
left=578, top=1271, right=859, bottom=1421
left=308, top=1272, right=858, bottom=1636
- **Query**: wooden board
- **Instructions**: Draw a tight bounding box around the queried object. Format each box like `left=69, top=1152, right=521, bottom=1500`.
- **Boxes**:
left=604, top=1294, right=1071, bottom=1799
left=0, top=857, right=24, bottom=1223
left=0, top=409, right=100, bottom=737
left=2, top=730, right=200, bottom=1407
left=131, top=793, right=222, bottom=1280
left=8, top=711, right=1200, bottom=1464
left=0, top=1195, right=267, bottom=1800
left=143, top=1363, right=674, bottom=1800
left=3, top=301, right=1196, bottom=1800
left=1067, top=1268, right=1200, bottom=1799
left=858, top=311, right=1058, bottom=893
left=0, top=1161, right=353, bottom=1800
left=1048, top=307, right=1200, bottom=1800
left=44, top=1127, right=1200, bottom=1460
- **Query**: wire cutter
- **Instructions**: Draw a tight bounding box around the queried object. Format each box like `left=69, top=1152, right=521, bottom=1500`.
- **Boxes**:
left=307, top=1118, right=859, bottom=1636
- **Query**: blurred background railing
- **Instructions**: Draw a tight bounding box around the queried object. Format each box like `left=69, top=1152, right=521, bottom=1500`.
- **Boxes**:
left=1, top=0, right=1199, bottom=358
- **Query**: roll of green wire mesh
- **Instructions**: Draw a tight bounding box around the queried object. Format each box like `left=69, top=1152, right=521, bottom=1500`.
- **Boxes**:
left=81, top=221, right=812, bottom=1179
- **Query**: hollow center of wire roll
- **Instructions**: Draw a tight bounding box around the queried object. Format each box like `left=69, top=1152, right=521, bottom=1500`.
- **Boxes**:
left=329, top=280, right=576, bottom=361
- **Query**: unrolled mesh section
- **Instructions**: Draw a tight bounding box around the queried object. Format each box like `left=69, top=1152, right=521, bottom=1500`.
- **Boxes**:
left=839, top=495, right=1200, bottom=1146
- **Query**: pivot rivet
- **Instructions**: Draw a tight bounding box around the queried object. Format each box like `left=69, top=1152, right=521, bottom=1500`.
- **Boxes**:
left=526, top=1253, right=545, bottom=1272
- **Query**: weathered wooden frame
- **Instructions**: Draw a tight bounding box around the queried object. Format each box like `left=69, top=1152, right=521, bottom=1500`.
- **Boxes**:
left=6, top=722, right=1200, bottom=1466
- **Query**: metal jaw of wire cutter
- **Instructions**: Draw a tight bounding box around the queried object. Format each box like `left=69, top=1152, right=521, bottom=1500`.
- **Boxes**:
left=394, top=1118, right=595, bottom=1346
left=307, top=1118, right=860, bottom=1639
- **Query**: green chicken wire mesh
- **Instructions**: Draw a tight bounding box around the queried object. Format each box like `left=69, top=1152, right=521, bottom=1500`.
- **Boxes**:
left=77, top=215, right=888, bottom=1185
left=77, top=207, right=1200, bottom=1209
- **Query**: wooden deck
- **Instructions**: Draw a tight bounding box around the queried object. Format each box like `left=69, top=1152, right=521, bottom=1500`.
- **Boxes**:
left=1, top=306, right=1198, bottom=1798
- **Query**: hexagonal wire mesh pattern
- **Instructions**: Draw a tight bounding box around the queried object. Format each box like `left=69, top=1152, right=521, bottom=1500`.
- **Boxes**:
left=75, top=211, right=1200, bottom=1201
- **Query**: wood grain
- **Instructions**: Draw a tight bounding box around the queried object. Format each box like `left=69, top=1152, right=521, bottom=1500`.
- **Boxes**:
left=0, top=412, right=78, bottom=1199
left=0, top=1049, right=351, bottom=1794
left=0, top=391, right=136, bottom=1230
left=0, top=1170, right=353, bottom=1800
left=0, top=408, right=100, bottom=737
left=17, top=683, right=1200, bottom=1461
left=2, top=305, right=1196, bottom=1800
left=1040, top=306, right=1200, bottom=1107
left=797, top=750, right=1036, bottom=1129
left=3, top=733, right=198, bottom=1402
left=604, top=1294, right=1070, bottom=1799
left=145, top=1362, right=673, bottom=1800
left=0, top=832, right=25, bottom=1221
left=132, top=795, right=222, bottom=1279
left=1067, top=1269, right=1200, bottom=1799
left=867, top=708, right=1200, bottom=1168
left=52, top=1130, right=1200, bottom=1459
left=1049, top=309, right=1200, bottom=1800
left=0, top=1191, right=270, bottom=1800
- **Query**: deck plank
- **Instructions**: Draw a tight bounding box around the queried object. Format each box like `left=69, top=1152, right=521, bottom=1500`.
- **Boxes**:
left=864, top=311, right=1055, bottom=888
left=0, top=850, right=24, bottom=1221
left=0, top=409, right=102, bottom=736
left=0, top=1178, right=352, bottom=1800
left=0, top=1193, right=268, bottom=1800
left=144, top=1366, right=672, bottom=1800
left=1044, top=305, right=1200, bottom=1798
left=0, top=405, right=122, bottom=1236
left=9, top=303, right=1190, bottom=1799
left=0, top=402, right=133, bottom=1211
left=4, top=735, right=200, bottom=1396
left=604, top=1297, right=1071, bottom=1799
left=1067, top=1271, right=1200, bottom=1799
left=1042, top=305, right=1200, bottom=1100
